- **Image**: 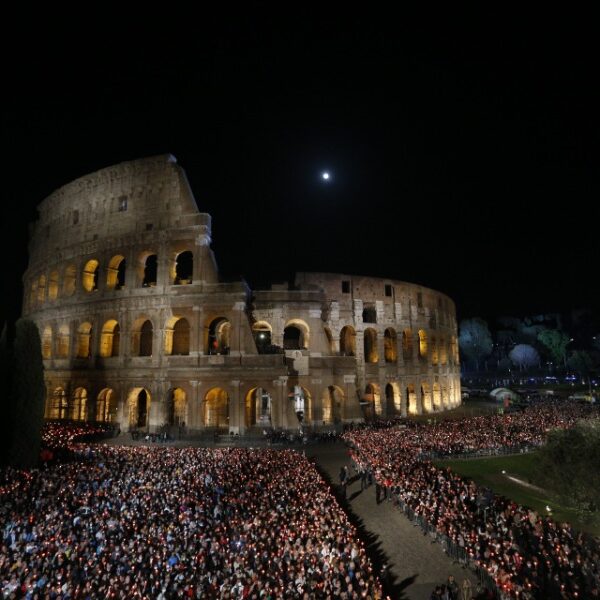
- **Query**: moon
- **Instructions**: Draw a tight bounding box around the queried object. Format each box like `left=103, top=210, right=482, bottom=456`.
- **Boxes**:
left=321, top=171, right=330, bottom=181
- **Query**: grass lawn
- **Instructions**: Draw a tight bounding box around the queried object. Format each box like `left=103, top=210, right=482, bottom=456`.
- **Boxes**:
left=434, top=453, right=600, bottom=537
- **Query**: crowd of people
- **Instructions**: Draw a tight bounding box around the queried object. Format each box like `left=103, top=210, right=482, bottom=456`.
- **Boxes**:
left=344, top=401, right=600, bottom=599
left=1, top=428, right=385, bottom=599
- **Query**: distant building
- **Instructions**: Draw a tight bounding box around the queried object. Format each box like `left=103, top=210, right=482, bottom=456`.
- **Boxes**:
left=22, top=155, right=461, bottom=433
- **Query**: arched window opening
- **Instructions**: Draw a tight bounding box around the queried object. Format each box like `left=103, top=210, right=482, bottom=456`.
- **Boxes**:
left=208, top=318, right=231, bottom=354
left=407, top=384, right=417, bottom=415
left=42, top=326, right=53, bottom=359
left=384, top=328, right=397, bottom=363
left=99, top=320, right=120, bottom=357
left=385, top=383, right=396, bottom=415
left=283, top=320, right=309, bottom=351
left=289, top=386, right=312, bottom=424
left=440, top=338, right=448, bottom=365
left=96, top=388, right=116, bottom=422
left=364, top=383, right=381, bottom=416
left=63, top=265, right=76, bottom=296
left=362, top=306, right=377, bottom=324
left=167, top=388, right=187, bottom=426
left=70, top=388, right=88, bottom=421
left=433, top=382, right=442, bottom=410
left=37, top=275, right=46, bottom=304
left=283, top=325, right=302, bottom=350
left=165, top=317, right=190, bottom=355
left=82, top=259, right=100, bottom=292
left=421, top=383, right=432, bottom=413
left=128, top=388, right=151, bottom=429
left=48, top=271, right=59, bottom=301
left=245, top=387, right=272, bottom=428
left=173, top=250, right=193, bottom=284
left=76, top=322, right=93, bottom=358
left=322, top=386, right=343, bottom=424
left=450, top=336, right=459, bottom=365
left=252, top=321, right=273, bottom=354
left=363, top=328, right=378, bottom=363
left=57, top=325, right=70, bottom=358
left=340, top=326, right=356, bottom=357
left=46, top=387, right=68, bottom=420
left=204, top=388, right=229, bottom=430
left=431, top=336, right=439, bottom=365
left=402, top=329, right=413, bottom=361
left=418, top=330, right=428, bottom=360
left=142, top=254, right=157, bottom=287
left=138, top=320, right=153, bottom=356
left=106, top=255, right=126, bottom=290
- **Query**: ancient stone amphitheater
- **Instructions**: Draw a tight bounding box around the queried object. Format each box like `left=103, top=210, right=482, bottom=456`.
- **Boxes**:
left=22, top=155, right=461, bottom=433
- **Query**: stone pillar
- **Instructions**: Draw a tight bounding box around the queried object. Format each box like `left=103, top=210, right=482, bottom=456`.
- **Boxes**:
left=271, top=376, right=288, bottom=429
left=230, top=302, right=246, bottom=356
left=229, top=380, right=242, bottom=434
left=416, top=382, right=423, bottom=415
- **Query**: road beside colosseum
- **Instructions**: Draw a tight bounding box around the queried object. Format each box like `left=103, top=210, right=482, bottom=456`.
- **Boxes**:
left=306, top=442, right=479, bottom=600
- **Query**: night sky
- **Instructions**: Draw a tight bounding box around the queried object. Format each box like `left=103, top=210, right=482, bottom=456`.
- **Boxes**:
left=3, top=12, right=598, bottom=325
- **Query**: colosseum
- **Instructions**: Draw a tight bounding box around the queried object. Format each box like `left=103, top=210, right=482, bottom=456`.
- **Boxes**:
left=22, top=155, right=461, bottom=434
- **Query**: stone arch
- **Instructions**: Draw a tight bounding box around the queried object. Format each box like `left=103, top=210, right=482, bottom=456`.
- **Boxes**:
left=165, top=316, right=190, bottom=355
left=385, top=383, right=402, bottom=416
left=37, top=274, right=46, bottom=304
left=82, top=259, right=100, bottom=292
left=204, top=387, right=229, bottom=429
left=402, top=329, right=413, bottom=361
left=106, top=255, right=126, bottom=290
left=406, top=383, right=417, bottom=415
left=363, top=328, right=378, bottom=363
left=46, top=387, right=67, bottom=419
left=441, top=383, right=449, bottom=408
left=245, top=387, right=272, bottom=428
left=433, top=382, right=442, bottom=410
left=207, top=317, right=231, bottom=354
left=384, top=328, right=397, bottom=363
left=128, top=387, right=151, bottom=429
left=450, top=336, right=459, bottom=365
left=63, top=264, right=76, bottom=296
left=167, top=387, right=187, bottom=426
left=431, top=335, right=439, bottom=365
left=365, top=383, right=382, bottom=416
left=42, top=325, right=53, bottom=359
left=138, top=251, right=157, bottom=287
left=96, top=388, right=117, bottom=422
left=340, top=325, right=356, bottom=356
left=321, top=385, right=344, bottom=424
left=418, top=330, right=428, bottom=360
left=99, top=319, right=120, bottom=357
left=283, top=319, right=309, bottom=350
left=171, top=249, right=193, bottom=284
left=252, top=321, right=273, bottom=353
left=439, top=337, right=448, bottom=365
left=76, top=322, right=93, bottom=358
left=57, top=324, right=70, bottom=358
left=48, top=270, right=59, bottom=301
left=323, top=326, right=335, bottom=354
left=70, top=387, right=88, bottom=421
left=131, top=318, right=154, bottom=357
left=421, top=382, right=432, bottom=413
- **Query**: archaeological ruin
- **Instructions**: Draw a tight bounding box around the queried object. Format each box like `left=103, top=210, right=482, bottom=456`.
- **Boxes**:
left=22, top=155, right=461, bottom=433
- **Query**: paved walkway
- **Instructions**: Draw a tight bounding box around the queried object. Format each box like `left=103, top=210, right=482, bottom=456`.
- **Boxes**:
left=306, top=443, right=479, bottom=600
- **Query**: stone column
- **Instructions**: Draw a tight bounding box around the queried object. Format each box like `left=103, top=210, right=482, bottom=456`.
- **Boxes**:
left=229, top=379, right=242, bottom=434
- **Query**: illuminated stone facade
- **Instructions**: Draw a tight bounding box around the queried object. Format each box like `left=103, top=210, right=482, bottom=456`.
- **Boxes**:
left=23, top=155, right=461, bottom=433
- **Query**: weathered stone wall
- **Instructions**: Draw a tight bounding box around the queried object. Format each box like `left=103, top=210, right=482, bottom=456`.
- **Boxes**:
left=23, top=156, right=461, bottom=434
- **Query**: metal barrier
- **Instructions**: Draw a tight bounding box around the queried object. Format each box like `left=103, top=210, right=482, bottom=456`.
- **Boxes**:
left=392, top=496, right=502, bottom=598
left=420, top=443, right=542, bottom=462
